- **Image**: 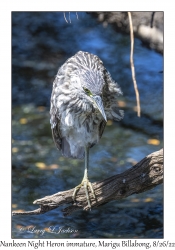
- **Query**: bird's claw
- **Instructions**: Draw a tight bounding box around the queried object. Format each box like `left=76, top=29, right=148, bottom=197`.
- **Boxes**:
left=72, top=178, right=96, bottom=208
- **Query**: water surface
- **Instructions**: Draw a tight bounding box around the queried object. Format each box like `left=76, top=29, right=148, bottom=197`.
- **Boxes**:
left=12, top=12, right=163, bottom=239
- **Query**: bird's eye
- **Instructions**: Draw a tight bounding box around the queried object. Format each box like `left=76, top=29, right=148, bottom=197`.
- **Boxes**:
left=83, top=88, right=92, bottom=96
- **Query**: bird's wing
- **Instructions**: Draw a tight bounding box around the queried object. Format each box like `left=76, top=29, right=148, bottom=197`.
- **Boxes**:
left=103, top=69, right=124, bottom=121
left=50, top=74, right=62, bottom=151
left=51, top=119, right=62, bottom=151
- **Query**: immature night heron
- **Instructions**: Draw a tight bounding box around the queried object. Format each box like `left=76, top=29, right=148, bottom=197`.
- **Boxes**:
left=50, top=51, right=124, bottom=208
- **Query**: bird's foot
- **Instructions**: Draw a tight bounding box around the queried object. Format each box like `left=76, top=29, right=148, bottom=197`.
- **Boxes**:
left=72, top=178, right=96, bottom=208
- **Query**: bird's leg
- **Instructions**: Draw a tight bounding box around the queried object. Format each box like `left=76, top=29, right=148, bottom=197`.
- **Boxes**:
left=82, top=146, right=96, bottom=206
left=72, top=146, right=96, bottom=208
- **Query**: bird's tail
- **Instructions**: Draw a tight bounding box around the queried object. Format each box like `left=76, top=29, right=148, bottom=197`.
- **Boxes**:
left=61, top=137, right=85, bottom=159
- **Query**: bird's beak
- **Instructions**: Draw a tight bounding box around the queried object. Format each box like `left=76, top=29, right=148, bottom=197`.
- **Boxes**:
left=91, top=95, right=107, bottom=122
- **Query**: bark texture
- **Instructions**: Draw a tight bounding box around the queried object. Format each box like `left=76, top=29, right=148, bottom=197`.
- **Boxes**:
left=12, top=148, right=163, bottom=216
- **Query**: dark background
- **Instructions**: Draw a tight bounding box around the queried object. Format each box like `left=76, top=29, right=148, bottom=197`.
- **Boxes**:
left=12, top=12, right=163, bottom=239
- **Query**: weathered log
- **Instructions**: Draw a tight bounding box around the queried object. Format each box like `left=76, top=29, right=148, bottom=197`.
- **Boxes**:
left=12, top=148, right=163, bottom=216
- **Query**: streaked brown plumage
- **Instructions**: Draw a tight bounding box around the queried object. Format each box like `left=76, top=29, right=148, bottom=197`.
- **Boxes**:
left=50, top=51, right=124, bottom=208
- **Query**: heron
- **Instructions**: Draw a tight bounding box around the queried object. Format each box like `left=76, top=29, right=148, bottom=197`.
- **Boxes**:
left=50, top=51, right=124, bottom=208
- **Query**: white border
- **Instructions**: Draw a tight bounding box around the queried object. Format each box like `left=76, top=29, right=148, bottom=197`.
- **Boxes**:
left=1, top=0, right=175, bottom=244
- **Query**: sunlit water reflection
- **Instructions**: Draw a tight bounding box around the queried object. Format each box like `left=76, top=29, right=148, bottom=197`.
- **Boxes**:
left=12, top=12, right=163, bottom=239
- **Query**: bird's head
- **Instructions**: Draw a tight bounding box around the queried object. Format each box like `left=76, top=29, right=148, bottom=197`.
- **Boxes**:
left=80, top=70, right=107, bottom=122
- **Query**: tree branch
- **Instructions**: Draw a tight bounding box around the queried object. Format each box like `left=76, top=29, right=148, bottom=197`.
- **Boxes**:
left=128, top=11, right=141, bottom=117
left=12, top=148, right=163, bottom=217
